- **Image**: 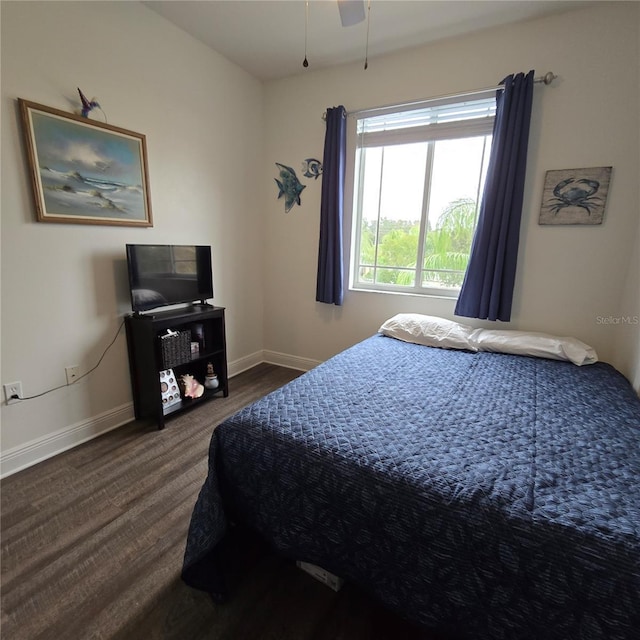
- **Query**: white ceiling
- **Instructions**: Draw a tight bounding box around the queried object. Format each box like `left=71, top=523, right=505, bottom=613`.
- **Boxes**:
left=144, top=0, right=597, bottom=81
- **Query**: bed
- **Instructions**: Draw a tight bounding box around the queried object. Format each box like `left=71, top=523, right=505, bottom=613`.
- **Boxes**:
left=182, top=315, right=640, bottom=640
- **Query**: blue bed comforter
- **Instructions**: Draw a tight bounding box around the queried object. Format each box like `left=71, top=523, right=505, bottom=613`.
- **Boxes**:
left=182, top=334, right=640, bottom=639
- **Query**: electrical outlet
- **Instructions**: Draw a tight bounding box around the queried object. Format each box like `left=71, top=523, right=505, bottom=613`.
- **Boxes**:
left=4, top=381, right=22, bottom=405
left=65, top=365, right=80, bottom=385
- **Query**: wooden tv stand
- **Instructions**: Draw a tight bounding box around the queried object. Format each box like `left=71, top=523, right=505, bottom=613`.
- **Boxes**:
left=125, top=305, right=228, bottom=429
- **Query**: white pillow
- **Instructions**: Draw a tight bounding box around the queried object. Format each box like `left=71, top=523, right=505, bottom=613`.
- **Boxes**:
left=468, top=329, right=598, bottom=366
left=378, top=314, right=598, bottom=366
left=379, top=313, right=476, bottom=351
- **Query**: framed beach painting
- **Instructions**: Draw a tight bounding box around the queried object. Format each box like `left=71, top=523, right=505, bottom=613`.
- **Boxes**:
left=19, top=99, right=153, bottom=227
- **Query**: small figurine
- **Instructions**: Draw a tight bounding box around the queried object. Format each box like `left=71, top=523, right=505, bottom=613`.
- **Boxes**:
left=180, top=373, right=204, bottom=399
left=77, top=87, right=101, bottom=118
left=204, top=363, right=219, bottom=390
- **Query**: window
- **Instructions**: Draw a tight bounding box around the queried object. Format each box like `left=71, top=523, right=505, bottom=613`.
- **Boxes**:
left=351, top=93, right=496, bottom=296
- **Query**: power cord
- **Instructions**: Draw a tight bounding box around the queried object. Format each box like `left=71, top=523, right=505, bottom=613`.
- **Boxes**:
left=9, top=318, right=126, bottom=402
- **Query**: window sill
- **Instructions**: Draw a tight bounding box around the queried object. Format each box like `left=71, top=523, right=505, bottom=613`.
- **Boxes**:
left=349, top=285, right=460, bottom=301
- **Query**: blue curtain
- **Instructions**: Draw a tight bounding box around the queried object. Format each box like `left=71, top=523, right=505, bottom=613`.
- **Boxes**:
left=455, top=71, right=535, bottom=322
left=316, top=106, right=346, bottom=305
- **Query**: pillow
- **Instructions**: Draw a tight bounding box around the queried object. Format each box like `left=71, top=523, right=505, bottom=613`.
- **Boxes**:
left=468, top=329, right=598, bottom=366
left=378, top=314, right=598, bottom=366
left=379, top=313, right=476, bottom=351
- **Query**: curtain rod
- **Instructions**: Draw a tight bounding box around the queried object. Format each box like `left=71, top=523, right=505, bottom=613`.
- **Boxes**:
left=322, top=71, right=556, bottom=121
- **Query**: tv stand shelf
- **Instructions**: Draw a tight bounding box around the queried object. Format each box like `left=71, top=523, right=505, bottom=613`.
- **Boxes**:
left=125, top=305, right=228, bottom=429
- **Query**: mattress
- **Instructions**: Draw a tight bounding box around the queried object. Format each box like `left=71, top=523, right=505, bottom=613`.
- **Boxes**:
left=182, top=334, right=640, bottom=639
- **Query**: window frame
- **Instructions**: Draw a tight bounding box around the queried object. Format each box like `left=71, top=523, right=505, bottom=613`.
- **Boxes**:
left=349, top=92, right=496, bottom=299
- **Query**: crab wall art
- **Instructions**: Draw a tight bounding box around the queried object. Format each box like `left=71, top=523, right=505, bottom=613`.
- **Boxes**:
left=539, top=166, right=612, bottom=225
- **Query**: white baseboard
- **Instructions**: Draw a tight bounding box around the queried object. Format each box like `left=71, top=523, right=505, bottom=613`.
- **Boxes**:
left=0, top=402, right=134, bottom=479
left=263, top=349, right=321, bottom=372
left=227, top=350, right=265, bottom=377
left=230, top=349, right=320, bottom=375
left=0, top=352, right=320, bottom=479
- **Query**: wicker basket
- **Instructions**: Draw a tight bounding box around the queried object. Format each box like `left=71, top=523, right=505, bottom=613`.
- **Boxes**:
left=160, top=330, right=191, bottom=369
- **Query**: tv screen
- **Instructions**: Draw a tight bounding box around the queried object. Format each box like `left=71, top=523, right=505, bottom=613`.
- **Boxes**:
left=126, top=244, right=213, bottom=312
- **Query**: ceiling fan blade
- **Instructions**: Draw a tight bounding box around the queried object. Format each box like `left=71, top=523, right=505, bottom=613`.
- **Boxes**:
left=337, top=0, right=366, bottom=27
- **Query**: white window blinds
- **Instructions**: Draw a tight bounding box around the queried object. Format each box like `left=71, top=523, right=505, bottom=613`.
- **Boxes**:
left=356, top=93, right=497, bottom=146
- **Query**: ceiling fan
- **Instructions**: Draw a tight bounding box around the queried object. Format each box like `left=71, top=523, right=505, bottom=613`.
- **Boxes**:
left=337, top=0, right=371, bottom=68
left=337, top=0, right=366, bottom=27
left=304, top=0, right=370, bottom=69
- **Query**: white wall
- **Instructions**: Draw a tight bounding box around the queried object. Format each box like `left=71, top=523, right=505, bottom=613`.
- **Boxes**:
left=263, top=2, right=640, bottom=390
left=1, top=1, right=265, bottom=473
left=613, top=209, right=640, bottom=392
left=612, top=3, right=640, bottom=392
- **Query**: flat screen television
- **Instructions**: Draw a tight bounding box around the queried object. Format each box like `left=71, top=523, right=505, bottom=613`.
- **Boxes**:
left=126, top=244, right=213, bottom=312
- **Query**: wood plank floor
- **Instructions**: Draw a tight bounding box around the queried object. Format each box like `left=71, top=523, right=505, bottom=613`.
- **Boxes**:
left=1, top=364, right=446, bottom=640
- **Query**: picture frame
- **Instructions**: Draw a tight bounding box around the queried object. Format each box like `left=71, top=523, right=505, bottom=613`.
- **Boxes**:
left=539, top=166, right=612, bottom=226
left=18, top=98, right=153, bottom=227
